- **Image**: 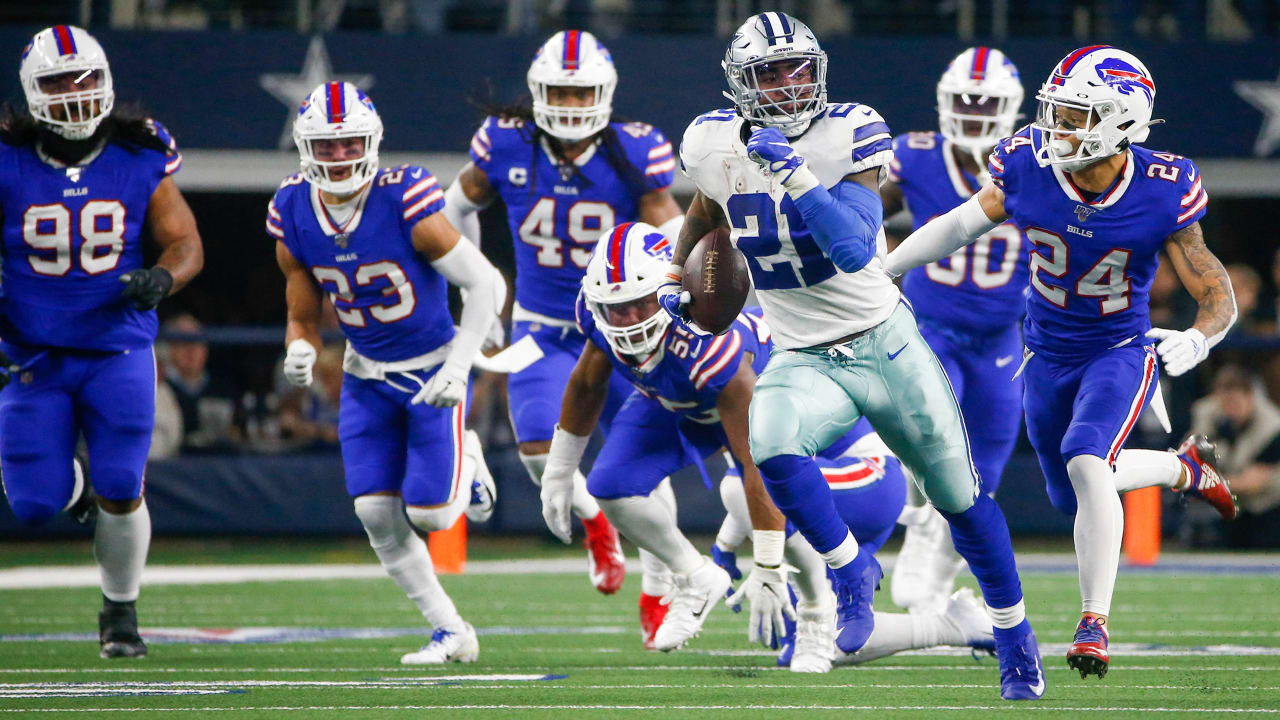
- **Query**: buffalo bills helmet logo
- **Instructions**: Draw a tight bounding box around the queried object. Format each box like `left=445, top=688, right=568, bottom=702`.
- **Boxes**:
left=641, top=232, right=672, bottom=260
left=1094, top=58, right=1154, bottom=104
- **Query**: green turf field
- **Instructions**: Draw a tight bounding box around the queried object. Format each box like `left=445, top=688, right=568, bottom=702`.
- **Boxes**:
left=1, top=538, right=1278, bottom=718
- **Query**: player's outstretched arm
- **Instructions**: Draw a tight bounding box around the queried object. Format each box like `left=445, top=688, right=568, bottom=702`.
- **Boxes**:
left=1147, top=222, right=1237, bottom=376
left=541, top=343, right=614, bottom=543
left=277, top=241, right=324, bottom=388
left=123, top=178, right=203, bottom=310
left=718, top=352, right=796, bottom=647
left=411, top=213, right=507, bottom=407
left=882, top=182, right=1008, bottom=278
left=442, top=162, right=494, bottom=248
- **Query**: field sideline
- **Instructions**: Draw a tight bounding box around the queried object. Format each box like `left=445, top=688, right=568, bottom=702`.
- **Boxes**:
left=1, top=538, right=1277, bottom=718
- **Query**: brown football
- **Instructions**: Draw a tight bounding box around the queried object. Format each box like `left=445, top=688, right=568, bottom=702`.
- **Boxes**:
left=683, top=227, right=751, bottom=335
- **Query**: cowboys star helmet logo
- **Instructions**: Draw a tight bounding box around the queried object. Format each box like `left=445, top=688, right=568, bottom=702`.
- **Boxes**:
left=1074, top=204, right=1099, bottom=223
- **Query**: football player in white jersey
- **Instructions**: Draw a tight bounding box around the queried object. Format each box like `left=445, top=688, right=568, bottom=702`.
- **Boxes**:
left=661, top=12, right=1044, bottom=700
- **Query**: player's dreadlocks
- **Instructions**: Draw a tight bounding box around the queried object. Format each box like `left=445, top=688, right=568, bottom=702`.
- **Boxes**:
left=0, top=101, right=171, bottom=165
left=471, top=92, right=650, bottom=198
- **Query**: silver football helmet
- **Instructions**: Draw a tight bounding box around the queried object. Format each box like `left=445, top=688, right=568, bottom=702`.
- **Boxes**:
left=722, top=12, right=827, bottom=137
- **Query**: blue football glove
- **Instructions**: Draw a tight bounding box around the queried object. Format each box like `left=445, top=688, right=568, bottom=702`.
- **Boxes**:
left=655, top=262, right=713, bottom=337
left=711, top=544, right=742, bottom=606
left=746, top=127, right=808, bottom=186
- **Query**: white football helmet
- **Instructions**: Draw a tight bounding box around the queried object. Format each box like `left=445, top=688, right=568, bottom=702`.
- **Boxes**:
left=937, top=47, right=1023, bottom=158
left=293, top=81, right=383, bottom=196
left=19, top=25, right=114, bottom=140
left=527, top=30, right=617, bottom=141
left=1033, top=45, right=1160, bottom=172
left=723, top=12, right=827, bottom=137
left=583, top=222, right=675, bottom=357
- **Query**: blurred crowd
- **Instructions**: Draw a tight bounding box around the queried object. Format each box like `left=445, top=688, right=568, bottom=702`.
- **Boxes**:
left=13, top=0, right=1280, bottom=40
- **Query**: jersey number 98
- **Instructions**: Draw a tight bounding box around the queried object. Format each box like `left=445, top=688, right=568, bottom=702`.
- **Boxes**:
left=23, top=201, right=127, bottom=277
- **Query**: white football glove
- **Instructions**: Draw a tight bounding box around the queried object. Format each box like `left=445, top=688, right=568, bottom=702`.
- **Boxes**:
left=725, top=562, right=797, bottom=648
left=539, top=465, right=575, bottom=545
left=283, top=339, right=317, bottom=387
left=1146, top=327, right=1209, bottom=377
left=412, top=359, right=469, bottom=407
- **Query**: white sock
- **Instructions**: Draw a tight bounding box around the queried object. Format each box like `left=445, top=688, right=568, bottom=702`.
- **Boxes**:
left=846, top=612, right=927, bottom=663
left=517, top=451, right=600, bottom=520
left=819, top=532, right=860, bottom=571
left=639, top=549, right=673, bottom=596
left=1114, top=449, right=1183, bottom=492
left=95, top=499, right=151, bottom=603
left=784, top=531, right=829, bottom=604
left=598, top=494, right=701, bottom=575
left=716, top=474, right=752, bottom=551
left=1067, top=455, right=1124, bottom=617
left=353, top=495, right=463, bottom=631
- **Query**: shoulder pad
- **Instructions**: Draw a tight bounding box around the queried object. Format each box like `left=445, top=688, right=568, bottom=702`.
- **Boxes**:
left=145, top=118, right=182, bottom=175
left=680, top=108, right=740, bottom=176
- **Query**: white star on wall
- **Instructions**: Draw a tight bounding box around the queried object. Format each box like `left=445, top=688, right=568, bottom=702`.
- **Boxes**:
left=259, top=36, right=375, bottom=150
left=1235, top=73, right=1280, bottom=157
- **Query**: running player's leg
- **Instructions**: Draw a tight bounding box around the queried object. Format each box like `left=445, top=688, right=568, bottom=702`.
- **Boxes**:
left=959, top=325, right=1024, bottom=496
left=857, top=302, right=1041, bottom=699
left=0, top=353, right=78, bottom=525
left=1058, top=345, right=1159, bottom=678
left=78, top=349, right=156, bottom=659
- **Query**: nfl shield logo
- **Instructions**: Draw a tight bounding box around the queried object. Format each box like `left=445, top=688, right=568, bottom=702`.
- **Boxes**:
left=1074, top=204, right=1098, bottom=223
left=334, top=233, right=349, bottom=248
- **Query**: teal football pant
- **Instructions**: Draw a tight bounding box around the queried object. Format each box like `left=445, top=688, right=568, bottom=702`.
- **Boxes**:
left=749, top=301, right=981, bottom=513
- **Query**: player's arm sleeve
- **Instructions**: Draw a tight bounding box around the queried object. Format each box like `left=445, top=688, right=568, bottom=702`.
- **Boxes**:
left=883, top=193, right=1000, bottom=277
left=431, top=239, right=507, bottom=371
left=443, top=175, right=485, bottom=247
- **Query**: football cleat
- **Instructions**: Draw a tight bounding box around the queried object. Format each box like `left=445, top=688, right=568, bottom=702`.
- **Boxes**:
left=98, top=597, right=146, bottom=659
left=462, top=430, right=497, bottom=523
left=891, top=507, right=965, bottom=614
left=939, top=587, right=996, bottom=654
left=652, top=558, right=732, bottom=651
left=401, top=622, right=479, bottom=664
left=834, top=551, right=881, bottom=654
left=67, top=453, right=98, bottom=526
left=787, top=599, right=836, bottom=673
left=995, top=619, right=1046, bottom=700
left=639, top=592, right=668, bottom=650
left=582, top=511, right=625, bottom=594
left=1067, top=615, right=1110, bottom=679
left=1175, top=435, right=1238, bottom=521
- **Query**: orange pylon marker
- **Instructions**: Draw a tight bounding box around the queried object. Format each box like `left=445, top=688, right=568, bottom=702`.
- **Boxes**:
left=428, top=516, right=467, bottom=574
left=1122, top=486, right=1161, bottom=566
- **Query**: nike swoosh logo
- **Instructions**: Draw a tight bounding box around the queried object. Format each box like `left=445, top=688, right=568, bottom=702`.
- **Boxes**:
left=1029, top=656, right=1045, bottom=695
left=411, top=169, right=423, bottom=179
left=691, top=595, right=713, bottom=619
left=887, top=343, right=908, bottom=361
left=996, top=355, right=1014, bottom=367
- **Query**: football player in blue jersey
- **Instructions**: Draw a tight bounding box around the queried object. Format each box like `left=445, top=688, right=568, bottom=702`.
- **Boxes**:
left=667, top=13, right=1044, bottom=700
left=879, top=47, right=1029, bottom=615
left=541, top=223, right=995, bottom=666
left=443, top=31, right=685, bottom=611
left=271, top=82, right=505, bottom=665
left=0, top=25, right=202, bottom=659
left=888, top=46, right=1240, bottom=679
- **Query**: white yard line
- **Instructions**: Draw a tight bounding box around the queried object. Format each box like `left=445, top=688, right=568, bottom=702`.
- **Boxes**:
left=1, top=704, right=1278, bottom=713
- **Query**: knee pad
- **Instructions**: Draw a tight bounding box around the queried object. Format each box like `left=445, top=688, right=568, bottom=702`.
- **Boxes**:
left=748, top=386, right=811, bottom=464
left=406, top=502, right=462, bottom=533
left=917, top=456, right=980, bottom=515
left=518, top=452, right=547, bottom=487
left=353, top=495, right=411, bottom=545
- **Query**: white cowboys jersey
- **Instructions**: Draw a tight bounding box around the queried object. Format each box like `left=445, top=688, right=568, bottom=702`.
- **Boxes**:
left=680, top=103, right=900, bottom=349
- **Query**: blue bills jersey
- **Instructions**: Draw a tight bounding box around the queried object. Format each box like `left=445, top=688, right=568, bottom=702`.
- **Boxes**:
left=890, top=131, right=1030, bottom=335
left=989, top=126, right=1208, bottom=360
left=0, top=120, right=181, bottom=351
left=470, top=117, right=676, bottom=321
left=267, top=165, right=455, bottom=362
left=576, top=297, right=771, bottom=424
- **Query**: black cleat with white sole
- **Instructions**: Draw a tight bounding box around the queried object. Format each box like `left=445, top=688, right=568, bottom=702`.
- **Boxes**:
left=99, top=597, right=147, bottom=659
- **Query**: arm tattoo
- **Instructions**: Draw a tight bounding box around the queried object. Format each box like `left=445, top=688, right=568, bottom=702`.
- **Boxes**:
left=672, top=191, right=723, bottom=267
left=1169, top=222, right=1235, bottom=338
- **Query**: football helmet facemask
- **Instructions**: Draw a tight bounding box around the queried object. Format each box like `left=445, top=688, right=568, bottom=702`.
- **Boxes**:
left=937, top=47, right=1023, bottom=160
left=583, top=222, right=675, bottom=357
left=1033, top=45, right=1160, bottom=172
left=293, top=81, right=383, bottom=196
left=723, top=12, right=827, bottom=138
left=528, top=30, right=617, bottom=141
left=20, top=25, right=114, bottom=141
